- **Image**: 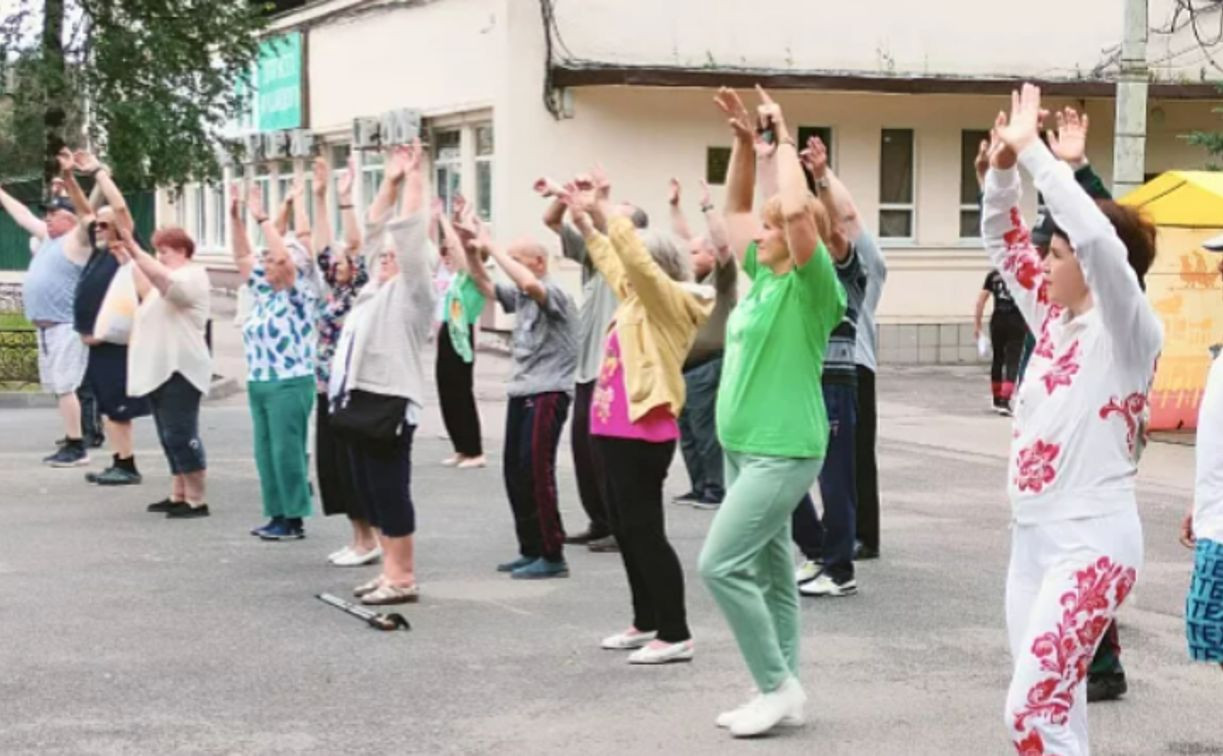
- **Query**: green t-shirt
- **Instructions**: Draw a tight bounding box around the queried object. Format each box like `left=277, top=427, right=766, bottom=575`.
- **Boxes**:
left=443, top=271, right=487, bottom=363
left=716, top=242, right=845, bottom=459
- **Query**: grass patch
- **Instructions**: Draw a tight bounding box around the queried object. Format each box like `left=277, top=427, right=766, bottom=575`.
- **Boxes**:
left=0, top=312, right=33, bottom=330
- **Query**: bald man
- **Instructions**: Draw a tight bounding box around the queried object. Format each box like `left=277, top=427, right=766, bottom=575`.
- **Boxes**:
left=464, top=236, right=578, bottom=580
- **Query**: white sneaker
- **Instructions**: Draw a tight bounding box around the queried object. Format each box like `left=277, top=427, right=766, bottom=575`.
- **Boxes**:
left=799, top=572, right=858, bottom=597
left=795, top=560, right=822, bottom=584
left=628, top=639, right=694, bottom=665
left=332, top=545, right=383, bottom=567
left=457, top=455, right=486, bottom=469
left=716, top=688, right=805, bottom=729
left=327, top=546, right=353, bottom=564
left=601, top=627, right=657, bottom=650
left=441, top=454, right=461, bottom=467
left=729, top=677, right=807, bottom=738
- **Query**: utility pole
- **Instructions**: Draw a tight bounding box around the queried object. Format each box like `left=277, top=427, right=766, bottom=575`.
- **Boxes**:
left=1113, top=0, right=1149, bottom=198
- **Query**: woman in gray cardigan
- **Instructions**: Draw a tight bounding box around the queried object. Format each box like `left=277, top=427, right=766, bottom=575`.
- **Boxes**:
left=329, top=141, right=438, bottom=605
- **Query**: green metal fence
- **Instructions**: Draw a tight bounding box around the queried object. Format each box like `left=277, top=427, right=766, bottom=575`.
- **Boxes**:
left=0, top=177, right=155, bottom=271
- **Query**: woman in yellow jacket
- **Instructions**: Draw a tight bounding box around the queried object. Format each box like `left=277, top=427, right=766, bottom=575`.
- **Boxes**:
left=563, top=174, right=713, bottom=665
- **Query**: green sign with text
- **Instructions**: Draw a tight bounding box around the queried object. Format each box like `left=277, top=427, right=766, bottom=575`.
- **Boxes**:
left=257, top=33, right=303, bottom=132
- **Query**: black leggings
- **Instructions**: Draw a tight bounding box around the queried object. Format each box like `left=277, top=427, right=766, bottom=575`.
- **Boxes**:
left=435, top=324, right=482, bottom=457
left=989, top=312, right=1027, bottom=399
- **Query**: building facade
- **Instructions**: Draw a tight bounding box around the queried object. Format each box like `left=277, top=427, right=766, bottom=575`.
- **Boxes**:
left=166, top=0, right=1223, bottom=361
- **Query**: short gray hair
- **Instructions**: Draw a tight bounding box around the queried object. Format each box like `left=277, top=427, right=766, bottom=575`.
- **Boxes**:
left=640, top=230, right=691, bottom=282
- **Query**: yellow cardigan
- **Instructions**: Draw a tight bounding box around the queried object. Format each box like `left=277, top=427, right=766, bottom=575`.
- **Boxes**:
left=583, top=216, right=714, bottom=422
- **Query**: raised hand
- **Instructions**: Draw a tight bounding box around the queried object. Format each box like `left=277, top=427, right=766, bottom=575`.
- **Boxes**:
left=56, top=147, right=74, bottom=175
left=754, top=84, right=789, bottom=151
left=73, top=150, right=102, bottom=174
left=591, top=163, right=611, bottom=199
left=228, top=181, right=244, bottom=218
left=987, top=116, right=1018, bottom=172
left=246, top=183, right=266, bottom=219
left=312, top=156, right=330, bottom=193
left=290, top=174, right=306, bottom=201
left=995, top=83, right=1046, bottom=154
left=799, top=136, right=829, bottom=179
left=49, top=177, right=67, bottom=197
left=337, top=155, right=356, bottom=200
left=1047, top=107, right=1090, bottom=167
left=430, top=197, right=445, bottom=223
left=668, top=178, right=681, bottom=206
left=974, top=138, right=991, bottom=185
left=404, top=137, right=423, bottom=173
left=533, top=177, right=563, bottom=198
left=714, top=87, right=754, bottom=142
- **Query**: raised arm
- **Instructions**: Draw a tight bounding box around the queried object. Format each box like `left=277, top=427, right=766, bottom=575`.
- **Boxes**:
left=697, top=180, right=733, bottom=264
left=311, top=156, right=333, bottom=254
left=757, top=87, right=820, bottom=269
left=537, top=177, right=568, bottom=235
left=289, top=166, right=312, bottom=257
left=438, top=198, right=469, bottom=274
left=74, top=151, right=132, bottom=234
left=119, top=226, right=174, bottom=296
left=387, top=139, right=437, bottom=289
left=1011, top=93, right=1161, bottom=366
left=229, top=182, right=256, bottom=282
left=337, top=156, right=361, bottom=253
left=456, top=219, right=496, bottom=299
left=668, top=178, right=695, bottom=240
left=800, top=137, right=848, bottom=261
left=60, top=154, right=95, bottom=226
left=714, top=88, right=759, bottom=264
left=565, top=187, right=628, bottom=300
left=0, top=184, right=47, bottom=240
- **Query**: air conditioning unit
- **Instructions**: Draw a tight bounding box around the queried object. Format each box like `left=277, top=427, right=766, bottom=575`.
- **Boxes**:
left=352, top=117, right=381, bottom=150
left=387, top=108, right=423, bottom=145
left=289, top=129, right=314, bottom=158
left=242, top=133, right=263, bottom=163
left=263, top=130, right=290, bottom=160
left=214, top=140, right=242, bottom=167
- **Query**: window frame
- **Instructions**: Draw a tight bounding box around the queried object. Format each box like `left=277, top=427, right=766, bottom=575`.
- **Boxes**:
left=959, top=129, right=990, bottom=240
left=878, top=128, right=916, bottom=242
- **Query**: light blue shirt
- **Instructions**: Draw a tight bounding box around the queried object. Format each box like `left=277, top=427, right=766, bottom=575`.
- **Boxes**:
left=23, top=235, right=82, bottom=324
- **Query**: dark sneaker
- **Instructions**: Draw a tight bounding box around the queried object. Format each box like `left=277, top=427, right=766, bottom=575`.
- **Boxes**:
left=259, top=519, right=305, bottom=541
left=564, top=529, right=607, bottom=545
left=147, top=498, right=179, bottom=513
left=511, top=557, right=570, bottom=580
left=672, top=491, right=701, bottom=505
left=1087, top=671, right=1127, bottom=703
left=88, top=466, right=143, bottom=486
left=166, top=502, right=210, bottom=519
left=691, top=498, right=722, bottom=511
left=587, top=535, right=619, bottom=553
left=853, top=543, right=880, bottom=561
left=497, top=555, right=536, bottom=573
left=251, top=517, right=285, bottom=537
left=44, top=443, right=89, bottom=468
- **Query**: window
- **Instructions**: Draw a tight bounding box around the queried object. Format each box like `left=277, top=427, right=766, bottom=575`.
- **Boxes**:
left=193, top=184, right=207, bottom=245
left=433, top=129, right=461, bottom=214
left=706, top=147, right=731, bottom=185
left=960, top=130, right=989, bottom=238
left=796, top=126, right=833, bottom=193
left=360, top=151, right=384, bottom=220
left=879, top=129, right=915, bottom=239
left=475, top=124, right=494, bottom=222
left=210, top=183, right=226, bottom=249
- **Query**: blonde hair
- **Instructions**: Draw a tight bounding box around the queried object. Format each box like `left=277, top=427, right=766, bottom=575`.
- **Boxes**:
left=761, top=192, right=831, bottom=247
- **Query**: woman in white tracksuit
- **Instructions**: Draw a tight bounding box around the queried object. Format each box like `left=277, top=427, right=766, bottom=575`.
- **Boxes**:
left=982, top=85, right=1163, bottom=756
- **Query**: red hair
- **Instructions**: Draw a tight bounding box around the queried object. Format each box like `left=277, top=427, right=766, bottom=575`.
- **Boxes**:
left=151, top=226, right=196, bottom=259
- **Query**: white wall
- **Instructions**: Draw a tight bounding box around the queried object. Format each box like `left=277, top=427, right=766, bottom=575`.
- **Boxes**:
left=545, top=0, right=1218, bottom=83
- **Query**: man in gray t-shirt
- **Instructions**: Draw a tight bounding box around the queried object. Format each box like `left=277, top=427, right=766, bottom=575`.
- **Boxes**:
left=465, top=235, right=577, bottom=579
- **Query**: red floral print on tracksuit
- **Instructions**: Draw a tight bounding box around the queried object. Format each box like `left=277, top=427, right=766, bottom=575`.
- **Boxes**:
left=982, top=141, right=1163, bottom=756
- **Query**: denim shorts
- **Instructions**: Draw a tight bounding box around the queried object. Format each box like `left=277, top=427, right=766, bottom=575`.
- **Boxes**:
left=1187, top=537, right=1223, bottom=663
left=149, top=372, right=206, bottom=475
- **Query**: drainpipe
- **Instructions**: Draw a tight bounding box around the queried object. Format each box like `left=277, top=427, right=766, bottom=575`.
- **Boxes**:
left=1113, top=0, right=1149, bottom=198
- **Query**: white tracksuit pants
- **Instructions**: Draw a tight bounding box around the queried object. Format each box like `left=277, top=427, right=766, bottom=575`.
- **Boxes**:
left=1004, top=507, right=1143, bottom=756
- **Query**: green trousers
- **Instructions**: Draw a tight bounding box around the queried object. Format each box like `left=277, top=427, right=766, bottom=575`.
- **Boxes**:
left=699, top=451, right=823, bottom=692
left=248, top=376, right=315, bottom=520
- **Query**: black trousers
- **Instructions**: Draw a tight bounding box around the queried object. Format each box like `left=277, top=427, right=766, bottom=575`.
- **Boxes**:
left=855, top=365, right=880, bottom=551
left=990, top=311, right=1027, bottom=399
left=436, top=325, right=483, bottom=457
left=570, top=381, right=611, bottom=537
left=316, top=395, right=367, bottom=521
left=504, top=392, right=570, bottom=560
left=595, top=435, right=690, bottom=643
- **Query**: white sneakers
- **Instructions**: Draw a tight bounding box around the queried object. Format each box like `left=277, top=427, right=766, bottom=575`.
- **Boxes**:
left=628, top=640, right=694, bottom=665
left=795, top=560, right=822, bottom=584
left=799, top=573, right=858, bottom=597
left=601, top=627, right=657, bottom=650
left=717, top=677, right=807, bottom=737
left=443, top=454, right=486, bottom=469
left=329, top=545, right=383, bottom=567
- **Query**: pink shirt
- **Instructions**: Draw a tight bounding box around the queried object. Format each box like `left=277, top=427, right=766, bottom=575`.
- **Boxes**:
left=591, top=329, right=679, bottom=442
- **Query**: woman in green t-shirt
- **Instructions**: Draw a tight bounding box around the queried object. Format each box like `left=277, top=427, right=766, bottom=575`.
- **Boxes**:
left=697, top=87, right=845, bottom=739
left=434, top=198, right=488, bottom=469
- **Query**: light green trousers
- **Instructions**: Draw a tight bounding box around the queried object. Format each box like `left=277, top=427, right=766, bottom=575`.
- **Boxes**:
left=248, top=375, right=315, bottom=519
left=698, top=451, right=823, bottom=692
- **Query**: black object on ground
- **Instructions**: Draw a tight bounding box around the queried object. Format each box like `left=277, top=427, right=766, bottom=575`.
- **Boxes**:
left=315, top=593, right=411, bottom=632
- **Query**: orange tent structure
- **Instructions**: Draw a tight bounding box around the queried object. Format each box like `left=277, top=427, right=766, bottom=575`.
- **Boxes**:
left=1121, top=171, right=1223, bottom=432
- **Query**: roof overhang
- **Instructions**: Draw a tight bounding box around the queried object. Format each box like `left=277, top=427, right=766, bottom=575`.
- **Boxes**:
left=550, top=63, right=1223, bottom=100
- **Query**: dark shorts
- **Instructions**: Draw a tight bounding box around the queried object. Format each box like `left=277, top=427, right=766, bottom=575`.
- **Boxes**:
left=348, top=425, right=416, bottom=538
left=149, top=372, right=206, bottom=475
left=1187, top=537, right=1223, bottom=662
left=85, top=343, right=151, bottom=422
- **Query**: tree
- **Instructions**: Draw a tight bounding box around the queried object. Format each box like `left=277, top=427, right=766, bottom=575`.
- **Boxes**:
left=1, top=1, right=270, bottom=192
